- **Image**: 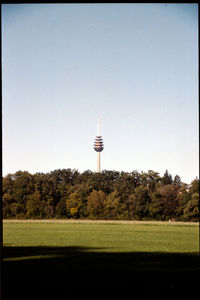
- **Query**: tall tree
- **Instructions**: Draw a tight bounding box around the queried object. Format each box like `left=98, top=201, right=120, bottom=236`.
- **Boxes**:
left=149, top=190, right=165, bottom=220
left=66, top=191, right=81, bottom=218
left=173, top=175, right=182, bottom=187
left=87, top=190, right=106, bottom=219
left=26, top=191, right=45, bottom=219
left=161, top=170, right=173, bottom=185
left=104, top=190, right=126, bottom=220
left=183, top=193, right=199, bottom=221
left=159, top=184, right=179, bottom=219
left=189, top=179, right=199, bottom=195
left=130, top=185, right=151, bottom=220
left=175, top=184, right=191, bottom=220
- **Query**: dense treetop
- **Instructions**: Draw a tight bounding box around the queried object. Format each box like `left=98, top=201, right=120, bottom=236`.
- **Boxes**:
left=2, top=169, right=199, bottom=221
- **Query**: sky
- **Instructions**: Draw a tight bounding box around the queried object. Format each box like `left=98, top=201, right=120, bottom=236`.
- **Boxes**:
left=2, top=3, right=199, bottom=184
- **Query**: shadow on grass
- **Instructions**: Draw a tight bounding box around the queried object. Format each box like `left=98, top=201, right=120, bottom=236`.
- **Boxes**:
left=3, top=246, right=200, bottom=298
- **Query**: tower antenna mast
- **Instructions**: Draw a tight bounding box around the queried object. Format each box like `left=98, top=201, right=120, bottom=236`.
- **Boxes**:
left=98, top=117, right=100, bottom=136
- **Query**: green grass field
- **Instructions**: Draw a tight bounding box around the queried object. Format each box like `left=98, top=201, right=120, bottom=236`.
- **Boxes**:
left=2, top=220, right=200, bottom=298
left=3, top=220, right=199, bottom=254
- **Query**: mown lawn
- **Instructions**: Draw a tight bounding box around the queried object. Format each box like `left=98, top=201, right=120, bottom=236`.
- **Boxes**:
left=3, top=220, right=199, bottom=253
left=2, top=220, right=200, bottom=298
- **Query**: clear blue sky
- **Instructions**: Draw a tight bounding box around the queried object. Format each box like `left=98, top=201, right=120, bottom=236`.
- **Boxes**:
left=2, top=3, right=198, bottom=183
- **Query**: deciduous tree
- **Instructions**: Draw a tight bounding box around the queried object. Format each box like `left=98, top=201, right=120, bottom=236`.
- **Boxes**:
left=183, top=193, right=199, bottom=221
left=87, top=190, right=106, bottom=219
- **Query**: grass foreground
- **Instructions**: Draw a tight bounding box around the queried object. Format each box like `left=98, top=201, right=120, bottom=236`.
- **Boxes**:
left=2, top=220, right=200, bottom=298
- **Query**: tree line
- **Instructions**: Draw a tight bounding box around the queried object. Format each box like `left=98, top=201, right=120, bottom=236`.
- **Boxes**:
left=2, top=169, right=199, bottom=221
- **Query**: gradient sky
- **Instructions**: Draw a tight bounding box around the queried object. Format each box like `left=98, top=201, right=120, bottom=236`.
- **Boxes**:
left=2, top=3, right=198, bottom=183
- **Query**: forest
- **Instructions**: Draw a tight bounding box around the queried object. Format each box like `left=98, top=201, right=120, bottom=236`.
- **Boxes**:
left=2, top=169, right=199, bottom=221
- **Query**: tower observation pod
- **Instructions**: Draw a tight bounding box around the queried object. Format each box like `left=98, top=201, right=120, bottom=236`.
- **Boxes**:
left=94, top=118, right=104, bottom=173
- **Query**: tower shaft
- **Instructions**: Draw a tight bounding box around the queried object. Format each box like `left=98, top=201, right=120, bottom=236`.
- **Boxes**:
left=97, top=152, right=101, bottom=173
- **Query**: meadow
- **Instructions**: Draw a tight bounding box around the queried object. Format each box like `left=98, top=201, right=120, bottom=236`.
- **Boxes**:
left=3, top=220, right=200, bottom=298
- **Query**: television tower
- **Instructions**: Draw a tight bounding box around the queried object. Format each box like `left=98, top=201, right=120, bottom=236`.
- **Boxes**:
left=94, top=118, right=104, bottom=172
